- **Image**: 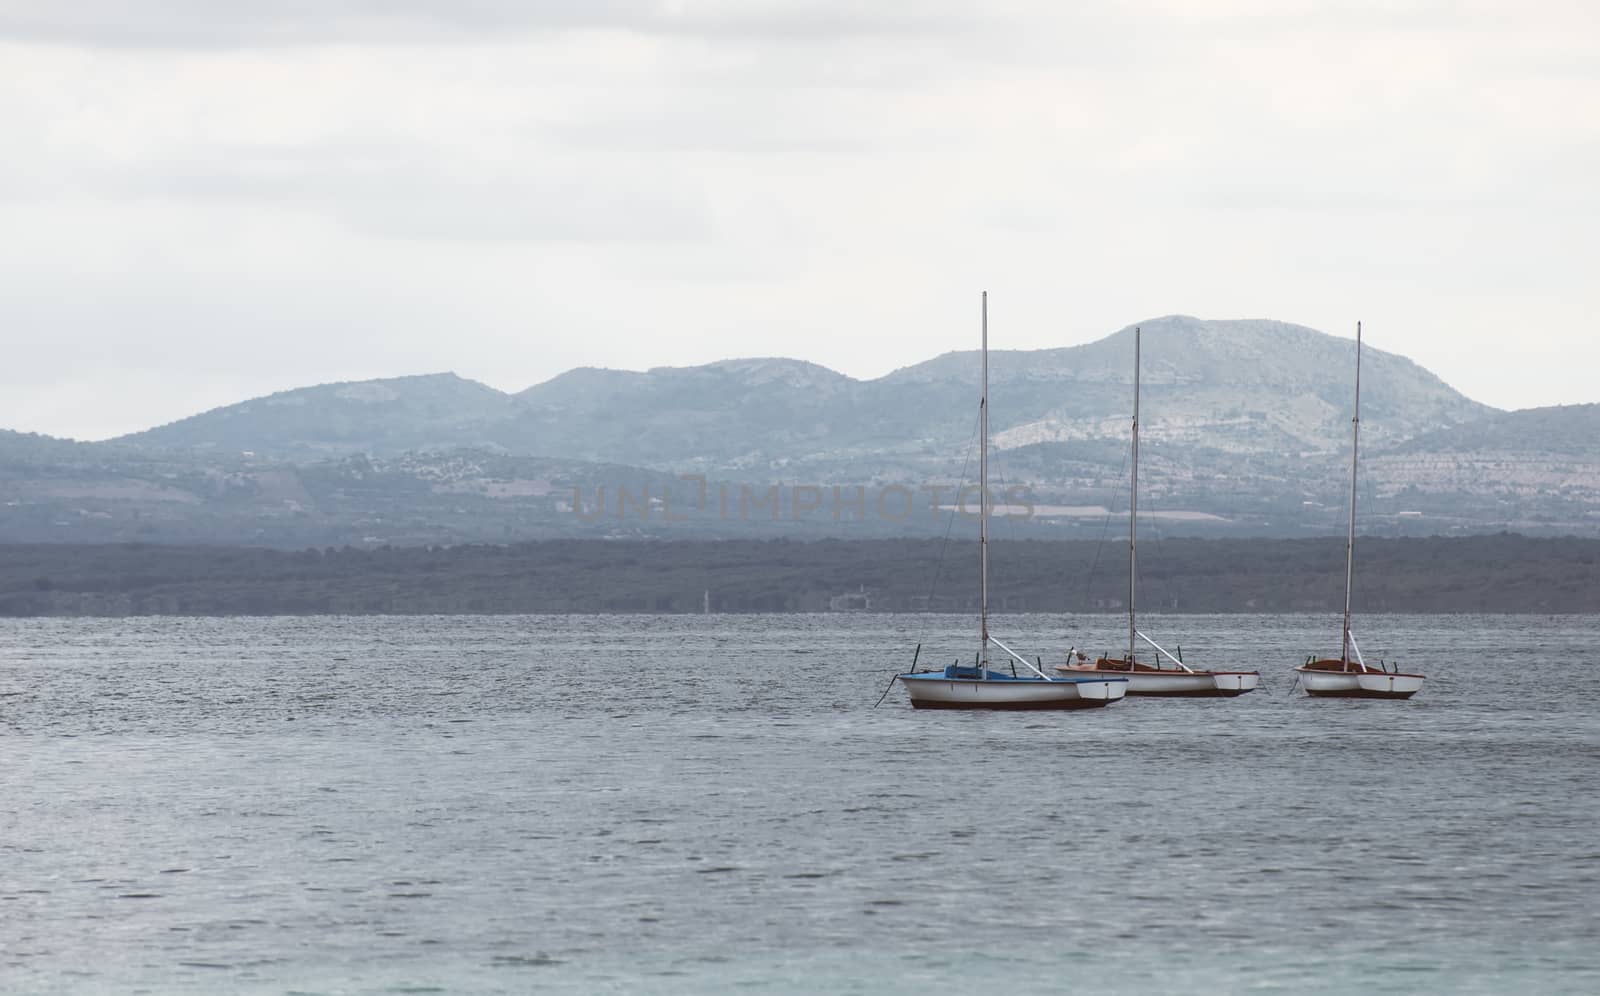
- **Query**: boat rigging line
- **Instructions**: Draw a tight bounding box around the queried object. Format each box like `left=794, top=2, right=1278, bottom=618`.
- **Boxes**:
left=1077, top=444, right=1130, bottom=617
left=909, top=406, right=980, bottom=658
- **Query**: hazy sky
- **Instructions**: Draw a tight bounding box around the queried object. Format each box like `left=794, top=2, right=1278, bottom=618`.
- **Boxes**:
left=4, top=0, right=1598, bottom=440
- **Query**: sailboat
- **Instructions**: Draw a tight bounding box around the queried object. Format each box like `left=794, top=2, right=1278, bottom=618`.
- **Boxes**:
left=1295, top=323, right=1424, bottom=698
left=897, top=293, right=1128, bottom=710
left=1056, top=326, right=1260, bottom=697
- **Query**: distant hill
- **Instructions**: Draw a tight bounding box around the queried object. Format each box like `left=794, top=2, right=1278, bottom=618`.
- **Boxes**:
left=5, top=316, right=1600, bottom=544
left=103, top=318, right=1489, bottom=473
left=502, top=316, right=1490, bottom=479
left=1358, top=403, right=1600, bottom=533
left=1397, top=403, right=1600, bottom=457
left=116, top=372, right=517, bottom=460
left=507, top=357, right=865, bottom=473
left=1, top=429, right=126, bottom=461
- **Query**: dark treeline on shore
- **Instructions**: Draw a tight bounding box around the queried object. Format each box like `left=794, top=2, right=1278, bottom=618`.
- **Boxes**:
left=0, top=534, right=1595, bottom=616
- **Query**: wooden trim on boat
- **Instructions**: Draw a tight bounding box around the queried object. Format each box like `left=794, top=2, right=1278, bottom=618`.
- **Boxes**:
left=1296, top=662, right=1424, bottom=679
left=1062, top=665, right=1261, bottom=678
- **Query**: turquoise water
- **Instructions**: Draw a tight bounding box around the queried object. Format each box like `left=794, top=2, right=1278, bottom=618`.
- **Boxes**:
left=3, top=613, right=1598, bottom=994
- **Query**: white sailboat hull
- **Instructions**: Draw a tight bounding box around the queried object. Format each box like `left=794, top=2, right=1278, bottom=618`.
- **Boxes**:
left=1296, top=667, right=1423, bottom=699
left=1054, top=665, right=1259, bottom=697
left=1205, top=671, right=1260, bottom=695
left=898, top=674, right=1127, bottom=710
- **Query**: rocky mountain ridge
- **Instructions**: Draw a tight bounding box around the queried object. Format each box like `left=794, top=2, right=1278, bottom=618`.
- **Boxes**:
left=113, top=316, right=1490, bottom=470
left=4, top=316, right=1597, bottom=545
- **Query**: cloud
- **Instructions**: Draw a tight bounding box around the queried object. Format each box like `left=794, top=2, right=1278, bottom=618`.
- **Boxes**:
left=112, top=141, right=715, bottom=243
left=0, top=0, right=972, bottom=49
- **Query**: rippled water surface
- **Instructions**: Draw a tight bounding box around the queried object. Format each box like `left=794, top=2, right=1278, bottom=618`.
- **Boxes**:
left=3, top=613, right=1598, bottom=994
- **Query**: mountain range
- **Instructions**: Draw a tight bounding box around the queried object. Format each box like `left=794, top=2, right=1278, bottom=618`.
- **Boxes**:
left=5, top=315, right=1598, bottom=547
left=120, top=317, right=1484, bottom=468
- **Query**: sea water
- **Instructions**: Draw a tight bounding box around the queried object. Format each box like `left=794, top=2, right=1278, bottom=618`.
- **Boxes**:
left=2, top=613, right=1597, bottom=994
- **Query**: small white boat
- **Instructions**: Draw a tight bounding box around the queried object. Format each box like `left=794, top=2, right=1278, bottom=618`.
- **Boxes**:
left=1297, top=662, right=1424, bottom=699
left=1059, top=658, right=1260, bottom=697
left=899, top=665, right=1127, bottom=710
left=897, top=292, right=1128, bottom=711
left=1294, top=322, right=1424, bottom=700
left=1054, top=325, right=1259, bottom=698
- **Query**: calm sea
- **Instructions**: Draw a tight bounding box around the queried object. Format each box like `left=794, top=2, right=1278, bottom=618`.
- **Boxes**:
left=2, top=613, right=1598, bottom=994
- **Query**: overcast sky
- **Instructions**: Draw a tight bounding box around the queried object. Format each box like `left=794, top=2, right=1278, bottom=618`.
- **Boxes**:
left=3, top=0, right=1597, bottom=440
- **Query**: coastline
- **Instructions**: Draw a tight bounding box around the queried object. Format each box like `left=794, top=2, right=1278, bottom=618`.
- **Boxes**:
left=3, top=534, right=1595, bottom=616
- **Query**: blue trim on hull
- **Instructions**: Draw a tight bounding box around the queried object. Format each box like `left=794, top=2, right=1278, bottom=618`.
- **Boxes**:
left=897, top=669, right=1129, bottom=686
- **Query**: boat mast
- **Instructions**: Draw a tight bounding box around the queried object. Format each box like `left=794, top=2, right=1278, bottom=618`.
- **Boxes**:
left=1342, top=322, right=1362, bottom=671
left=980, top=291, right=989, bottom=675
left=1129, top=326, right=1139, bottom=665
